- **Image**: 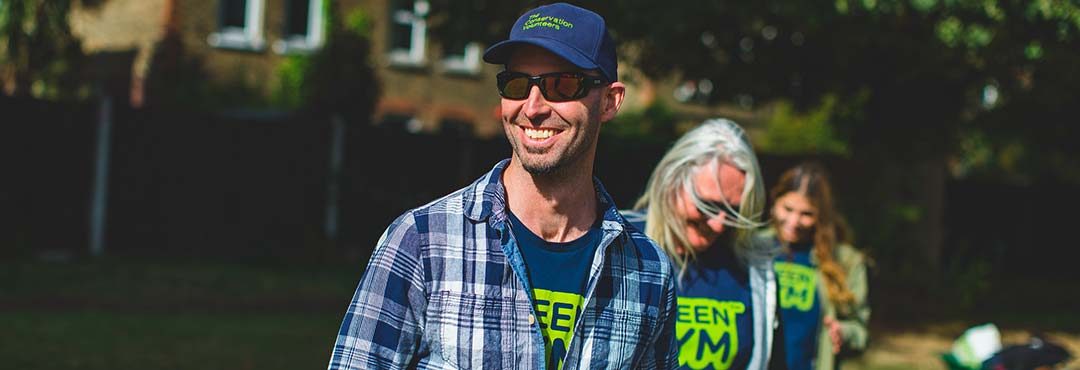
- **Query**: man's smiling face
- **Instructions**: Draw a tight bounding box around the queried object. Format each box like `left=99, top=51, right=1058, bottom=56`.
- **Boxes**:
left=500, top=45, right=606, bottom=175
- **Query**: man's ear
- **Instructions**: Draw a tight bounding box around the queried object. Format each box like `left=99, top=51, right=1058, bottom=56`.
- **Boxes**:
left=599, top=81, right=626, bottom=123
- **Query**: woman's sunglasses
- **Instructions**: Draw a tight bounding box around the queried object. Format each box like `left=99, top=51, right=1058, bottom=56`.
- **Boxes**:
left=496, top=71, right=608, bottom=102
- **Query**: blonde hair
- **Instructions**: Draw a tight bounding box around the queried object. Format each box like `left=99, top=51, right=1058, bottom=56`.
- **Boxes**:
left=633, top=119, right=766, bottom=280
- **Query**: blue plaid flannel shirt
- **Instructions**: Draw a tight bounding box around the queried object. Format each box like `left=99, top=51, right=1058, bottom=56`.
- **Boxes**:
left=328, top=159, right=678, bottom=369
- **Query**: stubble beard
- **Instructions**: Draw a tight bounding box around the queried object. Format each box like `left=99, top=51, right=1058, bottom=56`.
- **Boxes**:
left=510, top=115, right=601, bottom=178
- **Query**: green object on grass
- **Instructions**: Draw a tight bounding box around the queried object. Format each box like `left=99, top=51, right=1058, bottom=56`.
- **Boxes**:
left=941, top=352, right=982, bottom=370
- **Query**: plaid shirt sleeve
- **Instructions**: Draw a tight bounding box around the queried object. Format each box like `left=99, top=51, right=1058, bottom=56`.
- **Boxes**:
left=640, top=263, right=679, bottom=369
left=328, top=212, right=428, bottom=370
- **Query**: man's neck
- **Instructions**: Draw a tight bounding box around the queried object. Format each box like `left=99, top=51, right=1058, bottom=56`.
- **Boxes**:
left=503, top=158, right=598, bottom=243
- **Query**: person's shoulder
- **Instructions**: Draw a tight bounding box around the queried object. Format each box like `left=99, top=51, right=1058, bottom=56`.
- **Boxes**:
left=614, top=214, right=673, bottom=276
left=619, top=209, right=647, bottom=232
left=833, top=242, right=866, bottom=267
left=407, top=185, right=472, bottom=218
left=375, top=185, right=479, bottom=258
left=743, top=226, right=781, bottom=257
left=406, top=161, right=505, bottom=222
left=613, top=209, right=656, bottom=256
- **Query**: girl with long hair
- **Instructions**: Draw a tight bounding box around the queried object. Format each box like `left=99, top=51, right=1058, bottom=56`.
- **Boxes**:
left=763, top=162, right=870, bottom=370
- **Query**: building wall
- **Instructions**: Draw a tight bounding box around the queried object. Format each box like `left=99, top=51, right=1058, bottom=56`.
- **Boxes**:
left=174, top=0, right=285, bottom=95
left=166, top=0, right=503, bottom=137
left=69, top=0, right=681, bottom=139
left=359, top=0, right=502, bottom=137
left=70, top=0, right=168, bottom=104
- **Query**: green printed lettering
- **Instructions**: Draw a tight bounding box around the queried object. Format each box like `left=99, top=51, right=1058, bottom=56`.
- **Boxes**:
left=551, top=302, right=574, bottom=331
left=697, top=329, right=733, bottom=363
left=536, top=299, right=551, bottom=329
left=677, top=328, right=694, bottom=346
left=712, top=306, right=732, bottom=326
left=694, top=305, right=709, bottom=324
left=521, top=13, right=575, bottom=32
left=677, top=304, right=692, bottom=323
left=775, top=262, right=818, bottom=312
left=532, top=288, right=585, bottom=370
left=676, top=297, right=746, bottom=369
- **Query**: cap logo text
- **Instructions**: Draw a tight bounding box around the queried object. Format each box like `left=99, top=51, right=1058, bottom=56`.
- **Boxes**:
left=522, top=13, right=575, bottom=31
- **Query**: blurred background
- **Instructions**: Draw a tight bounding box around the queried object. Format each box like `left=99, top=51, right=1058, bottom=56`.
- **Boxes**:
left=3, top=0, right=1079, bottom=369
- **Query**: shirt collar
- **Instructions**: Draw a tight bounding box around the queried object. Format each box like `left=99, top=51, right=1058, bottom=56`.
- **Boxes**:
left=463, top=159, right=627, bottom=235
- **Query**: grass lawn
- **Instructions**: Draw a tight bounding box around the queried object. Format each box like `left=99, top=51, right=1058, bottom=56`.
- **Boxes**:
left=3, top=258, right=359, bottom=369
left=4, top=257, right=1078, bottom=369
left=3, top=310, right=340, bottom=370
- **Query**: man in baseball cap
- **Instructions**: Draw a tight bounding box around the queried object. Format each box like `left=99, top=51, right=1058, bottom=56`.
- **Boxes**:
left=483, top=2, right=619, bottom=82
left=328, top=3, right=678, bottom=369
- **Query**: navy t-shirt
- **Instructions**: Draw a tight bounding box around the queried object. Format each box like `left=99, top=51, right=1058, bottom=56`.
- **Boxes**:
left=774, top=242, right=822, bottom=370
left=508, top=211, right=601, bottom=370
left=675, top=238, right=755, bottom=370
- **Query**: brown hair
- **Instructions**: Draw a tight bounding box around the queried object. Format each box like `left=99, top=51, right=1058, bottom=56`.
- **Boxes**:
left=770, top=162, right=855, bottom=310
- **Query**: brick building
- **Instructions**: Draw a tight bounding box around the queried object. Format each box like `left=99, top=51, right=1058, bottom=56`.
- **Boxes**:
left=70, top=0, right=506, bottom=137
left=68, top=0, right=763, bottom=138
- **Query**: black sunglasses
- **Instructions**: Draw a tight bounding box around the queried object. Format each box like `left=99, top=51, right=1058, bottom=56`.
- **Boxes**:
left=496, top=71, right=608, bottom=102
left=702, top=201, right=740, bottom=222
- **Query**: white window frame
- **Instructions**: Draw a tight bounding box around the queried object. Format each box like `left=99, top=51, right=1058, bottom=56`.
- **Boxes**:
left=388, top=0, right=429, bottom=67
left=273, top=0, right=325, bottom=54
left=441, top=41, right=481, bottom=75
left=208, top=0, right=266, bottom=51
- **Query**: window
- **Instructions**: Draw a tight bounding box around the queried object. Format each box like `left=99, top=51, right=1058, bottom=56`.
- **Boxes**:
left=439, top=2, right=480, bottom=75
left=388, top=0, right=428, bottom=66
left=208, top=0, right=266, bottom=51
left=441, top=41, right=481, bottom=75
left=273, top=0, right=325, bottom=54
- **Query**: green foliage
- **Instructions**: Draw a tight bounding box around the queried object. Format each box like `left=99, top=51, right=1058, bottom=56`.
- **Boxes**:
left=269, top=5, right=378, bottom=121
left=594, top=0, right=1079, bottom=180
left=427, top=0, right=524, bottom=48
left=346, top=6, right=372, bottom=38
left=889, top=203, right=923, bottom=223
left=1024, top=41, right=1044, bottom=60
left=911, top=0, right=937, bottom=13
left=605, top=101, right=679, bottom=143
left=272, top=55, right=312, bottom=109
left=936, top=18, right=994, bottom=48
left=0, top=0, right=87, bottom=99
left=951, top=129, right=994, bottom=178
left=147, top=1, right=377, bottom=116
left=757, top=96, right=849, bottom=156
left=271, top=3, right=376, bottom=111
left=147, top=52, right=268, bottom=111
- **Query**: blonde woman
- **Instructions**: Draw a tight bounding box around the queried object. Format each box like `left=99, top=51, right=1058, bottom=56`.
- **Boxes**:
left=624, top=119, right=786, bottom=370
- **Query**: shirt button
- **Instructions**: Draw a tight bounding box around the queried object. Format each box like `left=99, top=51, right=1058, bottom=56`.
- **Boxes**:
left=528, top=314, right=536, bottom=325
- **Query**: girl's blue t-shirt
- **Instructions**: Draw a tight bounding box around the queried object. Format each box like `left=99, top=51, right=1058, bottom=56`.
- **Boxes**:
left=507, top=211, right=601, bottom=370
left=774, top=242, right=822, bottom=370
left=675, top=239, right=755, bottom=370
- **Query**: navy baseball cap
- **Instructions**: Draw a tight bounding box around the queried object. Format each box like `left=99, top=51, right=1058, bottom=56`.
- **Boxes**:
left=483, top=3, right=618, bottom=82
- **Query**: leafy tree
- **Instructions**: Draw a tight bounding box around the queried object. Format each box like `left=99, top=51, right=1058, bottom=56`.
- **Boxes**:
left=0, top=0, right=86, bottom=99
left=603, top=0, right=1080, bottom=178
left=433, top=0, right=1079, bottom=181
left=430, top=0, right=1080, bottom=277
left=274, top=2, right=379, bottom=123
